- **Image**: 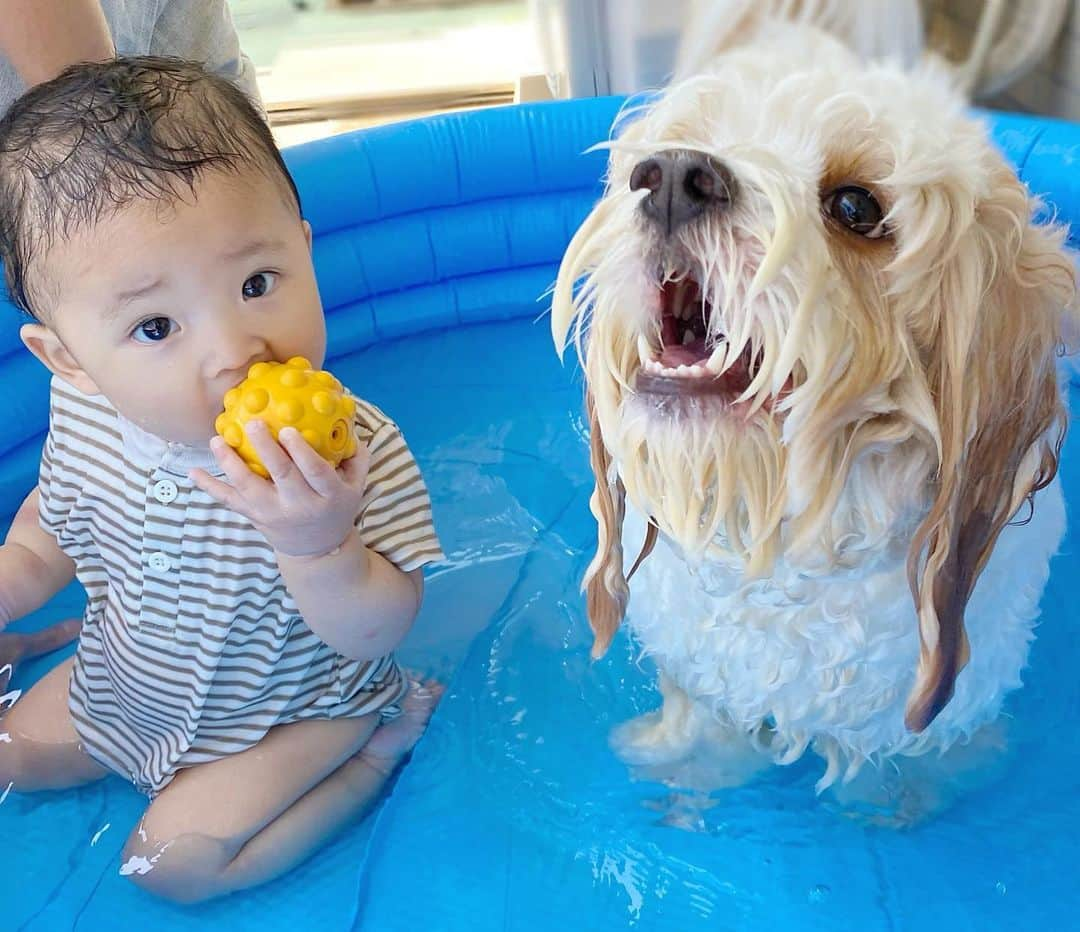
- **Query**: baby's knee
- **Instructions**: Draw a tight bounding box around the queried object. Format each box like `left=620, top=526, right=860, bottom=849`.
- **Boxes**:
left=0, top=734, right=40, bottom=791
left=121, top=829, right=232, bottom=904
left=0, top=737, right=23, bottom=788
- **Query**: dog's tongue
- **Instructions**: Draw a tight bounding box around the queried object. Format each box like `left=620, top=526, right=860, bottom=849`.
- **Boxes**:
left=659, top=336, right=709, bottom=368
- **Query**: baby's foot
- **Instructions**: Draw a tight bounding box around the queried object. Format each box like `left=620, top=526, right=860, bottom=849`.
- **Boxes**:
left=359, top=677, right=444, bottom=776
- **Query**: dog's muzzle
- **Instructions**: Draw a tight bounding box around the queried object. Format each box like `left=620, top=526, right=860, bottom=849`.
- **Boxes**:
left=626, top=150, right=768, bottom=404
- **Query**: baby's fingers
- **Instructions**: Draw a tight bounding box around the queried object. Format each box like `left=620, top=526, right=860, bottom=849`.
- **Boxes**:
left=194, top=437, right=272, bottom=514
left=244, top=421, right=310, bottom=497
left=277, top=427, right=339, bottom=497
left=190, top=464, right=253, bottom=519
left=339, top=444, right=371, bottom=492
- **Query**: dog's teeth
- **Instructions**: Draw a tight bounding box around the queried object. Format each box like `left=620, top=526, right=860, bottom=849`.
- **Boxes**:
left=644, top=361, right=715, bottom=379
left=705, top=344, right=727, bottom=374
left=638, top=334, right=653, bottom=363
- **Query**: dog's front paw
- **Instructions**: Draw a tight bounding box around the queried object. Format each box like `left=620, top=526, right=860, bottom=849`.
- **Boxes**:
left=610, top=710, right=694, bottom=766
left=611, top=708, right=773, bottom=791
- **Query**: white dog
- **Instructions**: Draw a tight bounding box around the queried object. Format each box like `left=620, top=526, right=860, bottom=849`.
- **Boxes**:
left=551, top=5, right=1077, bottom=807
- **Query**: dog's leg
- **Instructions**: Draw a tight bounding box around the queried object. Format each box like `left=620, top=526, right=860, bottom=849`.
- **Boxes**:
left=825, top=720, right=1011, bottom=826
left=610, top=672, right=703, bottom=764
left=611, top=673, right=772, bottom=789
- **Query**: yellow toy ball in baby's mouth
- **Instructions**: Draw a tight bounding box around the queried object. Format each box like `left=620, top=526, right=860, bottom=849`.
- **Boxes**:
left=215, top=356, right=358, bottom=478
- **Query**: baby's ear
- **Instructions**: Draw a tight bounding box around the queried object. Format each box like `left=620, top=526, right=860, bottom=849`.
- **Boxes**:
left=20, top=323, right=100, bottom=395
left=302, top=220, right=313, bottom=252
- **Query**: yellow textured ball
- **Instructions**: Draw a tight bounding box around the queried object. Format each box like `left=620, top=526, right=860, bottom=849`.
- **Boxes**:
left=214, top=356, right=358, bottom=478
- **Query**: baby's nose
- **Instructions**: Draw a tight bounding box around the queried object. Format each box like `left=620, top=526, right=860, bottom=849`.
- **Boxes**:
left=630, top=149, right=736, bottom=237
left=211, top=326, right=268, bottom=380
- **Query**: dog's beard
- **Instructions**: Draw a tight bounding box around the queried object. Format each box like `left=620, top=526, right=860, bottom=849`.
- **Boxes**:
left=578, top=204, right=811, bottom=576
left=587, top=298, right=788, bottom=574
left=582, top=274, right=932, bottom=579
left=612, top=394, right=785, bottom=573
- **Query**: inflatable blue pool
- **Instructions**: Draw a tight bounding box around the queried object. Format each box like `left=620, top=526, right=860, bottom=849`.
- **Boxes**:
left=2, top=97, right=1079, bottom=931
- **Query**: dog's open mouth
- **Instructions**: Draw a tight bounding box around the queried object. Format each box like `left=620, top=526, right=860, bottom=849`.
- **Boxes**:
left=636, top=277, right=760, bottom=399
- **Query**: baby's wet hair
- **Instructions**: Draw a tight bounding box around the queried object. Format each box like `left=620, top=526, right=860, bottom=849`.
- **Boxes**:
left=0, top=56, right=302, bottom=320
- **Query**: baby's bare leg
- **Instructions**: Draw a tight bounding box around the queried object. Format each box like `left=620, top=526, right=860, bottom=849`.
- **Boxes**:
left=123, top=679, right=442, bottom=904
left=0, top=655, right=109, bottom=792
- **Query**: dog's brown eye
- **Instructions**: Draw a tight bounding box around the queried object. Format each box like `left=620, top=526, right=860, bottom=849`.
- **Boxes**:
left=825, top=186, right=887, bottom=238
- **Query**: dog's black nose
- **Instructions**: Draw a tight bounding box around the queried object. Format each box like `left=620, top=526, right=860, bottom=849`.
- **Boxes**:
left=630, top=149, right=735, bottom=236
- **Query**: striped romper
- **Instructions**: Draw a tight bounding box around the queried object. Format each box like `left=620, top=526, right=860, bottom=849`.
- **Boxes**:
left=38, top=377, right=444, bottom=796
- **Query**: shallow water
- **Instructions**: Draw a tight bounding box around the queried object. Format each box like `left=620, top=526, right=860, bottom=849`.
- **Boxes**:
left=2, top=315, right=1079, bottom=930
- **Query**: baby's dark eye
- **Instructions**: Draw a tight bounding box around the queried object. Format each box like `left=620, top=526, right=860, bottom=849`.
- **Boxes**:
left=824, top=187, right=888, bottom=238
left=242, top=272, right=278, bottom=300
left=132, top=317, right=175, bottom=344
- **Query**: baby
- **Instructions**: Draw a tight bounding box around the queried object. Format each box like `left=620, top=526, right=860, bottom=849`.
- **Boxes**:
left=0, top=57, right=444, bottom=903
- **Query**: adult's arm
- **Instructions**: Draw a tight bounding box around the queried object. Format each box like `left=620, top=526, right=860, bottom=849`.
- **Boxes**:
left=0, top=0, right=114, bottom=87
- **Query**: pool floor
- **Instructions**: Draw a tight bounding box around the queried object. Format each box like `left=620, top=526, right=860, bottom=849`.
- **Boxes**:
left=3, top=316, right=1079, bottom=930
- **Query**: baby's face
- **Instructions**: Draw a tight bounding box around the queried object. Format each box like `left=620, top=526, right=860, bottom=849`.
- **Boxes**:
left=35, top=167, right=326, bottom=445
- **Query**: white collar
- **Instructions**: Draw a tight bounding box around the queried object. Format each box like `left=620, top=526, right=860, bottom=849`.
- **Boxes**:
left=114, top=410, right=225, bottom=478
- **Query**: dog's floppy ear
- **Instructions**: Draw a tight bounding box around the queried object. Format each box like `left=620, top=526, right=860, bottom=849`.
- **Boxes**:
left=583, top=391, right=630, bottom=658
left=582, top=392, right=658, bottom=657
left=904, top=213, right=1074, bottom=732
